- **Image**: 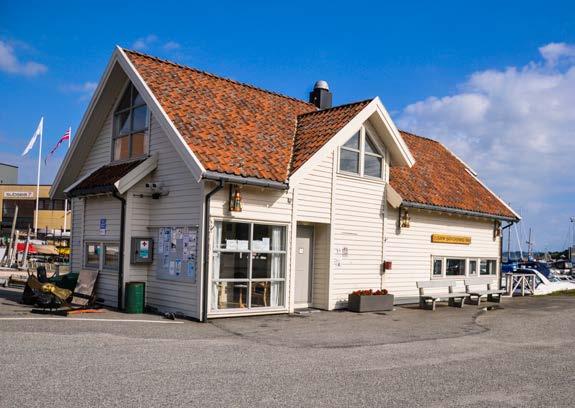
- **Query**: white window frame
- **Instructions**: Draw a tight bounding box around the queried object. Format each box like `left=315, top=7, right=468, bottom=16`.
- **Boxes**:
left=111, top=81, right=150, bottom=163
left=84, top=240, right=120, bottom=271
left=338, top=124, right=385, bottom=179
left=211, top=220, right=288, bottom=312
left=431, top=256, right=498, bottom=279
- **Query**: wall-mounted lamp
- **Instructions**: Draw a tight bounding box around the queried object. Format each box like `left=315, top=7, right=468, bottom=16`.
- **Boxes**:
left=493, top=220, right=501, bottom=239
left=400, top=208, right=411, bottom=229
left=229, top=185, right=243, bottom=212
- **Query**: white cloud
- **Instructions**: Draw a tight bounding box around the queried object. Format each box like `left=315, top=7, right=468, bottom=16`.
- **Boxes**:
left=539, top=42, right=575, bottom=66
left=60, top=81, right=97, bottom=101
left=397, top=42, right=575, bottom=250
left=132, top=34, right=158, bottom=51
left=163, top=41, right=181, bottom=51
left=131, top=35, right=181, bottom=53
left=0, top=40, right=47, bottom=76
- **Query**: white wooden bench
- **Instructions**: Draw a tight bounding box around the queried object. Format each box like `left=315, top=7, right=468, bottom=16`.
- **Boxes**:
left=464, top=277, right=506, bottom=306
left=416, top=280, right=470, bottom=311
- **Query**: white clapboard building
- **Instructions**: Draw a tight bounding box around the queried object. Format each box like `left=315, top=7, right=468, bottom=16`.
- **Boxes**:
left=51, top=47, right=520, bottom=320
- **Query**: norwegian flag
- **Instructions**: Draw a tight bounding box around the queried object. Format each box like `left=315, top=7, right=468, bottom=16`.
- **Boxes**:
left=45, top=127, right=71, bottom=165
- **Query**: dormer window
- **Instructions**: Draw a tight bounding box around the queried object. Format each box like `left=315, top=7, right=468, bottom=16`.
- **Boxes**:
left=339, top=126, right=384, bottom=179
left=113, top=83, right=148, bottom=161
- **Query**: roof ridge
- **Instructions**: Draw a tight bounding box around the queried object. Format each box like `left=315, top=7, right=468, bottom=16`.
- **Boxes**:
left=297, top=98, right=373, bottom=118
left=398, top=129, right=440, bottom=143
left=122, top=48, right=316, bottom=108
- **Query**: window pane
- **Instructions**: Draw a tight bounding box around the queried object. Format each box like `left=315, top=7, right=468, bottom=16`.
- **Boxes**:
left=117, top=85, right=132, bottom=111
left=481, top=260, right=497, bottom=275
left=114, top=136, right=130, bottom=161
left=433, top=259, right=443, bottom=276
left=446, top=259, right=466, bottom=276
left=343, top=132, right=360, bottom=149
left=116, top=111, right=131, bottom=135
left=213, top=281, right=248, bottom=309
left=253, top=224, right=285, bottom=251
left=218, top=252, right=249, bottom=279
left=251, top=281, right=284, bottom=308
left=340, top=149, right=359, bottom=173
left=219, top=222, right=250, bottom=250
left=131, top=132, right=147, bottom=157
left=469, top=260, right=478, bottom=275
left=104, top=244, right=119, bottom=269
left=132, top=87, right=144, bottom=106
left=252, top=253, right=285, bottom=279
left=365, top=134, right=380, bottom=154
left=364, top=154, right=382, bottom=178
left=86, top=243, right=100, bottom=266
left=132, top=105, right=148, bottom=131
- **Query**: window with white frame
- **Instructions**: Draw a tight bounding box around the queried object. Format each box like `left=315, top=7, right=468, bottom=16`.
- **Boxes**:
left=480, top=259, right=497, bottom=275
left=339, top=126, right=384, bottom=178
left=211, top=221, right=286, bottom=311
left=113, top=83, right=148, bottom=161
left=85, top=241, right=120, bottom=270
left=431, top=256, right=497, bottom=278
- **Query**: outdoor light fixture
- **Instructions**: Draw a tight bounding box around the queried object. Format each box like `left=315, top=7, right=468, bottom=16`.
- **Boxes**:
left=494, top=220, right=501, bottom=239
left=400, top=208, right=411, bottom=228
left=229, top=185, right=243, bottom=212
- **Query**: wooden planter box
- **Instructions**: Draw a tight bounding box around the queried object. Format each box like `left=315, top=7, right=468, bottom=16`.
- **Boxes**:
left=348, top=293, right=394, bottom=313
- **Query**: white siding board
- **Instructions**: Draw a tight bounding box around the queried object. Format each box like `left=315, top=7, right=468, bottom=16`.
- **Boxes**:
left=79, top=110, right=113, bottom=178
left=70, top=198, right=84, bottom=273
left=139, top=115, right=203, bottom=318
left=383, top=208, right=500, bottom=297
left=330, top=173, right=386, bottom=309
left=297, top=152, right=333, bottom=223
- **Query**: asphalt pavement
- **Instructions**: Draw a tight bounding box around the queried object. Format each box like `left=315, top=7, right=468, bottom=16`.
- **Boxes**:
left=0, top=287, right=574, bottom=407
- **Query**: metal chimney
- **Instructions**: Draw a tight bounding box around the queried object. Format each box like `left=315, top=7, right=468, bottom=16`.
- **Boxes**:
left=309, top=80, right=332, bottom=109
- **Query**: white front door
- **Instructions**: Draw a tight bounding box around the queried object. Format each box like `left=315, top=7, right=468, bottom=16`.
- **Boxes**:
left=295, top=225, right=314, bottom=306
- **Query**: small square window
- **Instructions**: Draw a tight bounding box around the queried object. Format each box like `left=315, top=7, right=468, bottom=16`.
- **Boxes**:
left=433, top=258, right=443, bottom=276
left=85, top=243, right=101, bottom=268
left=113, top=135, right=130, bottom=161
left=104, top=244, right=119, bottom=269
left=340, top=149, right=359, bottom=173
left=364, top=154, right=382, bottom=178
left=446, top=259, right=466, bottom=276
left=469, top=260, right=478, bottom=276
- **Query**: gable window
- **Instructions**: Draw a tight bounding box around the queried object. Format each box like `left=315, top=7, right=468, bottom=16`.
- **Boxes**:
left=339, top=126, right=384, bottom=178
left=113, top=83, right=148, bottom=161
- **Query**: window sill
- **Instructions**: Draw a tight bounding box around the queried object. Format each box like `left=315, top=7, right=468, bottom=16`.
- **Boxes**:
left=336, top=171, right=385, bottom=185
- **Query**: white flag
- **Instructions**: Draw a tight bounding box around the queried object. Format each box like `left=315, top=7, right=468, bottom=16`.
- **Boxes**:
left=22, top=117, right=43, bottom=156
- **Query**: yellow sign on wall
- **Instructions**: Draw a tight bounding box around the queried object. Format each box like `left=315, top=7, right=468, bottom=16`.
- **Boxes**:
left=431, top=234, right=472, bottom=245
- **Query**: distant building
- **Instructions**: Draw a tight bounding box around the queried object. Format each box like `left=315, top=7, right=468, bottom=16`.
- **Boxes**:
left=0, top=184, right=71, bottom=234
left=0, top=163, right=18, bottom=185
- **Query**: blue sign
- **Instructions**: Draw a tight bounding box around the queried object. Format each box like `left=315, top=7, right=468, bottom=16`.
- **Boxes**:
left=99, top=218, right=107, bottom=235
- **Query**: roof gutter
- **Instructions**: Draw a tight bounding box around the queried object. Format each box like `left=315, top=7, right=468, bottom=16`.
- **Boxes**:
left=202, top=171, right=288, bottom=190
left=401, top=201, right=519, bottom=222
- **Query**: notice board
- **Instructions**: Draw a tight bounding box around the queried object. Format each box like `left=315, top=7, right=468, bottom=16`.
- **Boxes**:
left=156, top=226, right=198, bottom=283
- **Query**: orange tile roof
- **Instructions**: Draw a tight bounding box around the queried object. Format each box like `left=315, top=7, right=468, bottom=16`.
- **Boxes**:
left=291, top=100, right=372, bottom=173
left=125, top=50, right=316, bottom=182
left=390, top=131, right=517, bottom=219
left=123, top=49, right=515, bottom=219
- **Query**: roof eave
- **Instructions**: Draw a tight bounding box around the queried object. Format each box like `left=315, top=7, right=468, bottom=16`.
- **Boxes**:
left=401, top=201, right=520, bottom=222
left=202, top=171, right=288, bottom=190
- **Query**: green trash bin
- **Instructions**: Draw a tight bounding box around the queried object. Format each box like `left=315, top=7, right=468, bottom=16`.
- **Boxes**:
left=125, top=282, right=145, bottom=313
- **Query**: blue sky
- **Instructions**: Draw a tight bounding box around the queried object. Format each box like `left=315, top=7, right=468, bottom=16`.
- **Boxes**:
left=0, top=0, right=574, bottom=251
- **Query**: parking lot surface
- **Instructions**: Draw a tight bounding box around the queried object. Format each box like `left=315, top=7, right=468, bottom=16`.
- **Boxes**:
left=0, top=287, right=574, bottom=407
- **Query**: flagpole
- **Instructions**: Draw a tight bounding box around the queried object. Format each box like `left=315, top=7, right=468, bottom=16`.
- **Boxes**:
left=63, top=126, right=71, bottom=233
left=34, top=117, right=43, bottom=237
